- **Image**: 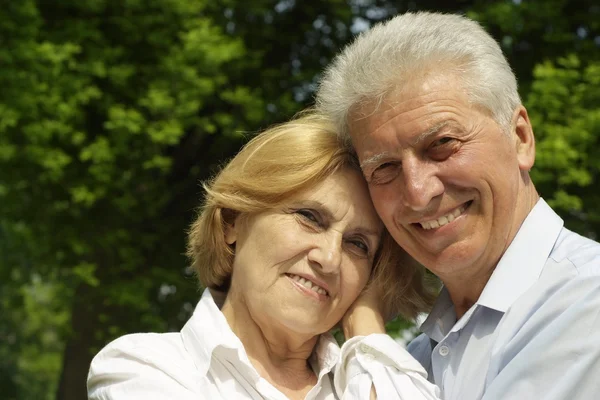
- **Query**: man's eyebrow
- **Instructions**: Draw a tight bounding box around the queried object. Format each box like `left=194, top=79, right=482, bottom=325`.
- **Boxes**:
left=359, top=152, right=392, bottom=171
left=359, top=121, right=457, bottom=171
left=414, top=121, right=452, bottom=145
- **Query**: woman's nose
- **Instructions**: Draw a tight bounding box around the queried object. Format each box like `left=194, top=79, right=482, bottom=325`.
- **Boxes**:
left=307, top=232, right=342, bottom=274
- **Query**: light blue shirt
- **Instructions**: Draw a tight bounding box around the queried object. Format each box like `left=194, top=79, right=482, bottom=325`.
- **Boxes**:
left=408, top=198, right=600, bottom=399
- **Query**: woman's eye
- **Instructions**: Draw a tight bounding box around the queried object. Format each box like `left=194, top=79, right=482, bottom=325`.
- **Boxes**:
left=296, top=209, right=320, bottom=224
left=348, top=238, right=369, bottom=255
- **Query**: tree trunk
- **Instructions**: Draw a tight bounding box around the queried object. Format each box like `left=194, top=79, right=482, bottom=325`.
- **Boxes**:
left=56, top=284, right=100, bottom=400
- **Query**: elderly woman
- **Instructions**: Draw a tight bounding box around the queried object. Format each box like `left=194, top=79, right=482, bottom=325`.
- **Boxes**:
left=87, top=112, right=441, bottom=399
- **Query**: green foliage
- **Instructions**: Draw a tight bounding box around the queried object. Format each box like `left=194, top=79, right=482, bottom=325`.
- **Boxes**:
left=0, top=222, right=70, bottom=400
left=470, top=0, right=600, bottom=233
left=527, top=55, right=600, bottom=234
left=0, top=0, right=253, bottom=397
left=15, top=277, right=70, bottom=400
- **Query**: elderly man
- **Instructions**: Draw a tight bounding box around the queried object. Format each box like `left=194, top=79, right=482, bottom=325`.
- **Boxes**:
left=318, top=11, right=600, bottom=400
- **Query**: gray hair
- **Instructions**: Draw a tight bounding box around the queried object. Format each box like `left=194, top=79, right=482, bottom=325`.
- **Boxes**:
left=315, top=12, right=521, bottom=144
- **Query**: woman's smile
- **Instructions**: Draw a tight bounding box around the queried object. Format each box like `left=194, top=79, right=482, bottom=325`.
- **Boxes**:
left=286, top=273, right=330, bottom=300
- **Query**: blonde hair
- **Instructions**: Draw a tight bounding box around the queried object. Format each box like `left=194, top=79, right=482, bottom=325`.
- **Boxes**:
left=187, top=111, right=437, bottom=320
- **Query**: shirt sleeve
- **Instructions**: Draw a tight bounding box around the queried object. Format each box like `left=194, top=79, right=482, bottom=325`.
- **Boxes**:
left=334, top=334, right=442, bottom=399
left=87, top=334, right=204, bottom=400
left=482, top=274, right=600, bottom=400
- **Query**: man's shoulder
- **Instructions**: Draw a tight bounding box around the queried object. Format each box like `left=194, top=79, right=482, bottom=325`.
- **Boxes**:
left=521, top=226, right=600, bottom=309
left=550, top=227, right=600, bottom=275
left=505, top=228, right=600, bottom=334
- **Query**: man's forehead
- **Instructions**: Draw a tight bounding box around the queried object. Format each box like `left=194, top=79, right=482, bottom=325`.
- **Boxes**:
left=347, top=91, right=431, bottom=144
left=347, top=70, right=469, bottom=136
left=347, top=96, right=400, bottom=132
left=350, top=109, right=456, bottom=152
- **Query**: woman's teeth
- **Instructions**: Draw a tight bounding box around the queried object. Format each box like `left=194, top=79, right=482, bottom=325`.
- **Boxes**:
left=288, top=274, right=328, bottom=296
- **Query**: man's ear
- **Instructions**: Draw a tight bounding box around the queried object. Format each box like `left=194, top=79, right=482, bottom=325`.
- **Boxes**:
left=512, top=105, right=536, bottom=171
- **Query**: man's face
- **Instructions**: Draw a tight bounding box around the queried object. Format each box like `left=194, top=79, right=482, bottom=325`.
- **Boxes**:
left=348, top=71, right=535, bottom=284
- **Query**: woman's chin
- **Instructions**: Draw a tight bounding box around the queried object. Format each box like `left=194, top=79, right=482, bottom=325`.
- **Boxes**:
left=271, top=313, right=337, bottom=338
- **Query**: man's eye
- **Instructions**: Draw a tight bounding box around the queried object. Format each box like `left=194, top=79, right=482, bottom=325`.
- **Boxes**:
left=429, top=137, right=459, bottom=161
left=433, top=137, right=454, bottom=146
left=369, top=162, right=400, bottom=184
left=376, top=162, right=394, bottom=170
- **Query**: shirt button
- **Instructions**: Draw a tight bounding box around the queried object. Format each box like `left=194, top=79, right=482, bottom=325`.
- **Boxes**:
left=439, top=345, right=450, bottom=356
left=359, top=344, right=376, bottom=361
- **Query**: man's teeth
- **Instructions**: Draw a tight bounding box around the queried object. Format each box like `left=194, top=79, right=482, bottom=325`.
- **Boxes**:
left=420, top=204, right=467, bottom=230
left=288, top=274, right=328, bottom=296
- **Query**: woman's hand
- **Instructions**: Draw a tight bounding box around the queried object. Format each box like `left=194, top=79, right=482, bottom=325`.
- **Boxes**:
left=341, top=285, right=387, bottom=339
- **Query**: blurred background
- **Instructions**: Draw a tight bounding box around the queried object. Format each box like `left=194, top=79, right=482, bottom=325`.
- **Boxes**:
left=0, top=0, right=598, bottom=399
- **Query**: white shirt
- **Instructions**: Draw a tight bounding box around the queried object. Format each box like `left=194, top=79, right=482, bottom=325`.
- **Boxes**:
left=88, top=288, right=440, bottom=399
left=408, top=198, right=600, bottom=399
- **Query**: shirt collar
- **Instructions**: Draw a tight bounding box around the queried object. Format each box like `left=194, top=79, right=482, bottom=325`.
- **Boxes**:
left=420, top=287, right=456, bottom=342
left=310, top=333, right=341, bottom=379
left=180, top=288, right=245, bottom=377
left=180, top=288, right=340, bottom=378
left=420, top=198, right=563, bottom=339
left=477, top=198, right=563, bottom=312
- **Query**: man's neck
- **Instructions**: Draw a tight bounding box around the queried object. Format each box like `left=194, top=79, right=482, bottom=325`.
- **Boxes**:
left=445, top=190, right=541, bottom=319
left=444, top=272, right=492, bottom=319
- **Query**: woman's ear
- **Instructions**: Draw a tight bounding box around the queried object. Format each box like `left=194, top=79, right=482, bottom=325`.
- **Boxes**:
left=222, top=208, right=239, bottom=245
left=224, top=222, right=237, bottom=245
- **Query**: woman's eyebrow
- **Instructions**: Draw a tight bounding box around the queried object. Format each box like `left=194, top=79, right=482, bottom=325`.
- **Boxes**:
left=290, top=200, right=332, bottom=218
left=292, top=200, right=381, bottom=237
left=354, top=226, right=382, bottom=241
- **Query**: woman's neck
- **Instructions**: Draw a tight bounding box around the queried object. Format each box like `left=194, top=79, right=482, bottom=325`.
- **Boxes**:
left=221, top=295, right=319, bottom=398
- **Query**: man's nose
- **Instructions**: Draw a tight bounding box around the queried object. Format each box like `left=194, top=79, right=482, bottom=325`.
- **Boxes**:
left=401, top=156, right=444, bottom=211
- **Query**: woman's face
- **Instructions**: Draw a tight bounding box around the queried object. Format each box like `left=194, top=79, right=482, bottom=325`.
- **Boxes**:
left=225, top=168, right=383, bottom=336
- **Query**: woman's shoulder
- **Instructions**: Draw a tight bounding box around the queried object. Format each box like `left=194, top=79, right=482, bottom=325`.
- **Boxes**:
left=94, top=332, right=187, bottom=359
left=88, top=332, right=201, bottom=398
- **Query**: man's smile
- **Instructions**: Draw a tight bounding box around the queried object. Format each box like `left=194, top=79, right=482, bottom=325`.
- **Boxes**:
left=415, top=201, right=472, bottom=230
